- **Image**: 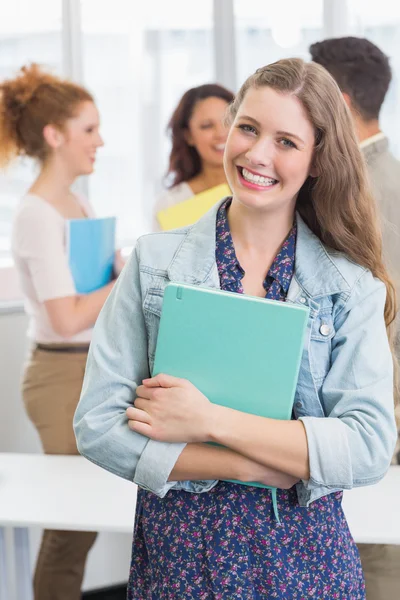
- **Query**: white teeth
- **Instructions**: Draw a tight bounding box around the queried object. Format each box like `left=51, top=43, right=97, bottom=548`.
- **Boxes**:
left=214, top=144, right=225, bottom=150
left=242, top=168, right=276, bottom=186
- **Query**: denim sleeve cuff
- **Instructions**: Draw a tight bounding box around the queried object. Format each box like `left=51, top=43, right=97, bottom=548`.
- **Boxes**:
left=133, top=439, right=186, bottom=497
left=299, top=416, right=353, bottom=489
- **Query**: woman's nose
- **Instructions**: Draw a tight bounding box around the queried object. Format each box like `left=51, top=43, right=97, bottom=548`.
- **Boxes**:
left=245, top=138, right=273, bottom=167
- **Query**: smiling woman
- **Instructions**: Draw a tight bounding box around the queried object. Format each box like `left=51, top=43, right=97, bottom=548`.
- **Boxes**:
left=223, top=86, right=317, bottom=214
left=75, top=58, right=397, bottom=600
left=153, top=83, right=234, bottom=230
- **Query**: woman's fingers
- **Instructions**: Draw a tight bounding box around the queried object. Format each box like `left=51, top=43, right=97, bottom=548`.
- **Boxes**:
left=128, top=419, right=153, bottom=437
left=126, top=406, right=151, bottom=424
left=136, top=385, right=154, bottom=399
left=134, top=397, right=150, bottom=411
left=127, top=406, right=154, bottom=437
left=142, top=373, right=186, bottom=388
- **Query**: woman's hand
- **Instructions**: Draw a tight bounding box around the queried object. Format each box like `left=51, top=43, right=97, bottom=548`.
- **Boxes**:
left=126, top=374, right=216, bottom=443
left=127, top=374, right=300, bottom=489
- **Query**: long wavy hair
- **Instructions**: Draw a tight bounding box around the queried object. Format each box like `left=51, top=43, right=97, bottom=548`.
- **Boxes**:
left=165, top=83, right=234, bottom=188
left=227, top=58, right=396, bottom=339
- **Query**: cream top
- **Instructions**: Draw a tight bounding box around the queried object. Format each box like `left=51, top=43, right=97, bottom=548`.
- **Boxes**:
left=11, top=193, right=95, bottom=344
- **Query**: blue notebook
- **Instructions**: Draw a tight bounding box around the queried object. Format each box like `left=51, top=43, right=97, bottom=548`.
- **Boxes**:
left=153, top=283, right=309, bottom=518
left=66, top=216, right=116, bottom=294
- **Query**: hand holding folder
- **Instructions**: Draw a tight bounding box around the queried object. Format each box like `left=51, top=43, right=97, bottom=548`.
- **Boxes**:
left=151, top=283, right=309, bottom=520
left=153, top=283, right=308, bottom=425
left=157, top=183, right=231, bottom=230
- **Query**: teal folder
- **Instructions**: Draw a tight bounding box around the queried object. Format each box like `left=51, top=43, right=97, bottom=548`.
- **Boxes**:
left=153, top=283, right=309, bottom=518
left=66, top=217, right=116, bottom=294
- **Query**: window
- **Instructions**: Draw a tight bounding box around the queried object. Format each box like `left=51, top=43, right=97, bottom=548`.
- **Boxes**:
left=348, top=1, right=400, bottom=158
left=0, top=0, right=63, bottom=269
left=234, top=0, right=324, bottom=84
left=80, top=0, right=214, bottom=244
left=2, top=0, right=400, bottom=302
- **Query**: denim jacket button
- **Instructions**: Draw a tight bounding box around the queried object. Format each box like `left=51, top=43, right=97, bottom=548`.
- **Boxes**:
left=295, top=401, right=302, bottom=409
left=299, top=296, right=307, bottom=304
left=320, top=324, right=331, bottom=336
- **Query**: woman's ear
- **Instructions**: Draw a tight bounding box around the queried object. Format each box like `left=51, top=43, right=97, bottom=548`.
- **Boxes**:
left=43, top=124, right=64, bottom=150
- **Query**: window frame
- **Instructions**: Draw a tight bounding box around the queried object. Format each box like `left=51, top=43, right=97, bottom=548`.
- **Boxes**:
left=0, top=0, right=382, bottom=306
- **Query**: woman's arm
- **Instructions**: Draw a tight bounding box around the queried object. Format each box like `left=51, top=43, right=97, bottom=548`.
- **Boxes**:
left=207, top=409, right=310, bottom=480
left=16, top=205, right=116, bottom=337
left=75, top=245, right=209, bottom=498
left=169, top=443, right=300, bottom=489
left=130, top=375, right=309, bottom=479
left=44, top=281, right=115, bottom=338
left=129, top=271, right=397, bottom=490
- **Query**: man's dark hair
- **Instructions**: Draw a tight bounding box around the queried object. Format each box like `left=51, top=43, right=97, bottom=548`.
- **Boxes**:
left=309, top=36, right=391, bottom=121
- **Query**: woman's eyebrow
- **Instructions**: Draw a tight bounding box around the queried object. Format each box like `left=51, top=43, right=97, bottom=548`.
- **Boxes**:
left=237, top=115, right=260, bottom=126
left=276, top=130, right=305, bottom=145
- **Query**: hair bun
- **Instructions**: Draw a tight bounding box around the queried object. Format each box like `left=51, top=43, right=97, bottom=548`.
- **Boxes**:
left=4, top=63, right=52, bottom=110
left=0, top=62, right=93, bottom=165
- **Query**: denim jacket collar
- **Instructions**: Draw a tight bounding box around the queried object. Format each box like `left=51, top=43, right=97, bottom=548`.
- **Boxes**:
left=167, top=198, right=354, bottom=304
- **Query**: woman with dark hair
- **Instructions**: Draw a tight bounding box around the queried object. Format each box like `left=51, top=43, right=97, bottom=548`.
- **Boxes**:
left=154, top=83, right=234, bottom=229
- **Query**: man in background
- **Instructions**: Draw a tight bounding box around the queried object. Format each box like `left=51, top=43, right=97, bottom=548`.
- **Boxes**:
left=310, top=36, right=400, bottom=600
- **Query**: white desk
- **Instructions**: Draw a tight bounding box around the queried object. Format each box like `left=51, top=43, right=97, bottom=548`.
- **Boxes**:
left=0, top=454, right=137, bottom=600
left=0, top=453, right=399, bottom=600
left=342, top=467, right=400, bottom=545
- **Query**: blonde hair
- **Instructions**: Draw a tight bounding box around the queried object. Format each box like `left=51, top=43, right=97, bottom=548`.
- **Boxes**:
left=0, top=63, right=93, bottom=165
left=227, top=58, right=397, bottom=335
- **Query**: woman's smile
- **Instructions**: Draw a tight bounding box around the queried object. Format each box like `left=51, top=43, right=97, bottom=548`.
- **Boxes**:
left=237, top=166, right=279, bottom=190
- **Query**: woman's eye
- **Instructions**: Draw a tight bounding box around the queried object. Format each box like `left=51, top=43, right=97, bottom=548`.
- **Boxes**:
left=238, top=124, right=257, bottom=134
left=279, top=138, right=296, bottom=149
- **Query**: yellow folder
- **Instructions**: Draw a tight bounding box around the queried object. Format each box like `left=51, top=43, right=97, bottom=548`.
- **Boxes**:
left=157, top=183, right=231, bottom=231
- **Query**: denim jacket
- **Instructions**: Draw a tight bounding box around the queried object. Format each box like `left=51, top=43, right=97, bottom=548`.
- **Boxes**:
left=74, top=200, right=397, bottom=507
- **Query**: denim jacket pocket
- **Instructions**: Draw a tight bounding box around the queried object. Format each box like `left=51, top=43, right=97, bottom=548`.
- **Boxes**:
left=309, top=313, right=335, bottom=382
left=143, top=287, right=164, bottom=371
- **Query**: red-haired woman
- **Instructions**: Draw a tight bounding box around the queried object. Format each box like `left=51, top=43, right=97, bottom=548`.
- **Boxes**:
left=0, top=64, right=119, bottom=600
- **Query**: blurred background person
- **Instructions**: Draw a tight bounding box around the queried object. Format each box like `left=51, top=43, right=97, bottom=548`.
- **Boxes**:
left=0, top=64, right=118, bottom=600
left=154, top=83, right=234, bottom=230
left=310, top=36, right=400, bottom=600
left=310, top=37, right=400, bottom=296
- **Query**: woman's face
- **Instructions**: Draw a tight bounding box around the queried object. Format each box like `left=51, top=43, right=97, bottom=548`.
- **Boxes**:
left=186, top=97, right=230, bottom=169
left=224, top=86, right=316, bottom=215
left=58, top=101, right=104, bottom=176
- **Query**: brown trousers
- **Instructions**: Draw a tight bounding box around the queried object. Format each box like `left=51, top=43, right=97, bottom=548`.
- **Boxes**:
left=22, top=347, right=97, bottom=600
left=357, top=543, right=400, bottom=599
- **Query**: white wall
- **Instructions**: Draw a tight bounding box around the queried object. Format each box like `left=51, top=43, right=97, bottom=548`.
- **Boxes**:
left=0, top=310, right=132, bottom=593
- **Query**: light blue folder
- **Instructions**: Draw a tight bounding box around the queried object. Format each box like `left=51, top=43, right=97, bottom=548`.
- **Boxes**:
left=153, top=283, right=309, bottom=520
left=66, top=217, right=116, bottom=294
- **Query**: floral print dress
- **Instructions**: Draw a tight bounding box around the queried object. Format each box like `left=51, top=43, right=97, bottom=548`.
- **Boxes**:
left=127, top=200, right=365, bottom=599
